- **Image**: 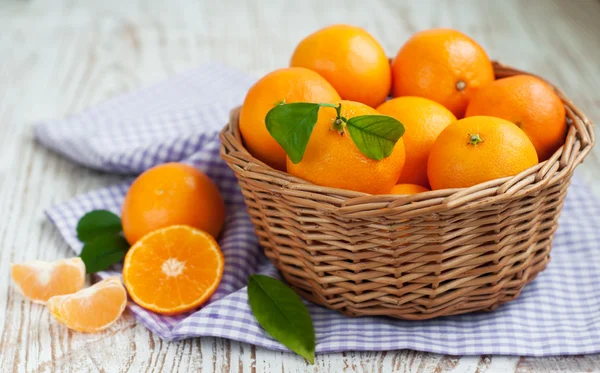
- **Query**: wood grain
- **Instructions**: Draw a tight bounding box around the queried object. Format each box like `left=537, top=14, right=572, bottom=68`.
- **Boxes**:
left=0, top=0, right=599, bottom=372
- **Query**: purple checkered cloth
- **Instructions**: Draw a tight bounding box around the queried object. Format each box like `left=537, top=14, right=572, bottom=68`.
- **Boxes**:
left=35, top=64, right=600, bottom=356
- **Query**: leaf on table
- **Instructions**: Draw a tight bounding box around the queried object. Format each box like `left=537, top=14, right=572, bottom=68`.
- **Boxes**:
left=248, top=274, right=315, bottom=364
left=79, top=233, right=129, bottom=274
left=77, top=210, right=123, bottom=242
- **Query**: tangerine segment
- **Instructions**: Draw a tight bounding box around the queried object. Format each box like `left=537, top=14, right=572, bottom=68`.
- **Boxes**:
left=122, top=225, right=224, bottom=315
left=47, top=277, right=127, bottom=333
left=11, top=257, right=86, bottom=304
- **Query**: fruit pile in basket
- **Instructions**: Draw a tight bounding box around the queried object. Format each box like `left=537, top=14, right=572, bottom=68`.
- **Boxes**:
left=240, top=25, right=567, bottom=194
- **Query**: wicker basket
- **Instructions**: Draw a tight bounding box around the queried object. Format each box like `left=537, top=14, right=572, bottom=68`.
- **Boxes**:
left=220, top=62, right=595, bottom=320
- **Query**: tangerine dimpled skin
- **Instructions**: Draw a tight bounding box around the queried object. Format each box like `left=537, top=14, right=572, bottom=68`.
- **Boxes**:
left=291, top=24, right=392, bottom=108
left=427, top=116, right=538, bottom=190
left=286, top=100, right=406, bottom=195
left=239, top=67, right=340, bottom=171
left=391, top=28, right=495, bottom=117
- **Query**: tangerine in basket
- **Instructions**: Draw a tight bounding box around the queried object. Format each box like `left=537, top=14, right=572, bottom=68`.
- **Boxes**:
left=377, top=96, right=457, bottom=187
left=122, top=162, right=225, bottom=245
left=391, top=28, right=495, bottom=117
left=285, top=100, right=406, bottom=195
left=47, top=277, right=127, bottom=333
left=11, top=257, right=85, bottom=304
left=390, top=183, right=430, bottom=195
left=240, top=67, right=340, bottom=170
left=291, top=24, right=391, bottom=108
left=466, top=75, right=567, bottom=161
left=122, top=225, right=224, bottom=315
left=427, top=116, right=538, bottom=190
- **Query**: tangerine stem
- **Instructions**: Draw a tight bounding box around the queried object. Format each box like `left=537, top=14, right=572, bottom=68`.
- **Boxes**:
left=468, top=133, right=483, bottom=145
left=319, top=102, right=343, bottom=119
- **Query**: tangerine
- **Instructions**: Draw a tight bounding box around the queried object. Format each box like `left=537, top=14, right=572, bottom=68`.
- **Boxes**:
left=291, top=24, right=391, bottom=108
left=390, top=183, right=430, bottom=195
left=240, top=67, right=340, bottom=170
left=122, top=225, right=224, bottom=315
left=466, top=75, right=567, bottom=161
left=122, top=163, right=225, bottom=245
left=427, top=116, right=538, bottom=189
left=286, top=100, right=406, bottom=195
left=377, top=96, right=456, bottom=187
left=391, top=28, right=494, bottom=117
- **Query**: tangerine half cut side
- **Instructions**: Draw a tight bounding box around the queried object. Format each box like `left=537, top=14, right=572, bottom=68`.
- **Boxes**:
left=122, top=225, right=225, bottom=315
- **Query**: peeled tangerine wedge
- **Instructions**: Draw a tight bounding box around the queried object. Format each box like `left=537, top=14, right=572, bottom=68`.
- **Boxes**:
left=11, top=257, right=86, bottom=304
left=47, top=277, right=127, bottom=333
left=122, top=225, right=225, bottom=315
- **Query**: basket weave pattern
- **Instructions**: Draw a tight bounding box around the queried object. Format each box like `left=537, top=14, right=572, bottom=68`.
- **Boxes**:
left=220, top=63, right=595, bottom=320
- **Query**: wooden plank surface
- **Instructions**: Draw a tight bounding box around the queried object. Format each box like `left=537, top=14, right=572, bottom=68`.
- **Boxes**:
left=0, top=0, right=599, bottom=371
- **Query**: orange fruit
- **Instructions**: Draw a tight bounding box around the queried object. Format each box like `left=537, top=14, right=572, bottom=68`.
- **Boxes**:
left=11, top=257, right=85, bottom=304
left=122, top=162, right=225, bottom=245
left=240, top=67, right=340, bottom=170
left=290, top=24, right=391, bottom=108
left=122, top=225, right=224, bottom=315
left=47, top=277, right=127, bottom=333
left=465, top=75, right=567, bottom=161
left=286, top=100, right=405, bottom=195
left=390, top=183, right=430, bottom=195
left=427, top=116, right=538, bottom=190
left=391, top=28, right=495, bottom=117
left=377, top=97, right=457, bottom=187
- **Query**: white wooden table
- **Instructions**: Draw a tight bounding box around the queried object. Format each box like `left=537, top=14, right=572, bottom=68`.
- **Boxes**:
left=1, top=0, right=599, bottom=371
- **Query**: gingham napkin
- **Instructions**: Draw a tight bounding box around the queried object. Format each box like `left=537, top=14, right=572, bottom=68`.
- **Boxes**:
left=35, top=64, right=600, bottom=356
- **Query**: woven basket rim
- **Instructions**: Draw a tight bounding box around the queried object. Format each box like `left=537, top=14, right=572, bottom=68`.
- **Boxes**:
left=220, top=61, right=595, bottom=214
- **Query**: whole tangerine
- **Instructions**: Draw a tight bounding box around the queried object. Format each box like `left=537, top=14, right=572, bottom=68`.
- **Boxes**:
left=377, top=96, right=457, bottom=187
left=427, top=116, right=538, bottom=190
left=240, top=67, right=340, bottom=170
left=291, top=24, right=391, bottom=108
left=121, top=162, right=225, bottom=244
left=466, top=75, right=567, bottom=161
left=391, top=28, right=495, bottom=117
left=286, top=100, right=406, bottom=195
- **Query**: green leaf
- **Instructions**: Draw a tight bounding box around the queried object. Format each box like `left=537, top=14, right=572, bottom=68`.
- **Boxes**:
left=248, top=275, right=315, bottom=364
left=77, top=210, right=123, bottom=242
left=79, top=233, right=129, bottom=274
left=265, top=103, right=321, bottom=164
left=346, top=115, right=405, bottom=160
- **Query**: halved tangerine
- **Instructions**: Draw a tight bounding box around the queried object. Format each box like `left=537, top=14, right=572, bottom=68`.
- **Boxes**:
left=122, top=225, right=224, bottom=315
left=11, top=257, right=86, bottom=304
left=47, top=277, right=127, bottom=333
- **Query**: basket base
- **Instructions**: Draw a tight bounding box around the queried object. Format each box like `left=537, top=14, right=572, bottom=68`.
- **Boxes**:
left=267, top=247, right=550, bottom=320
